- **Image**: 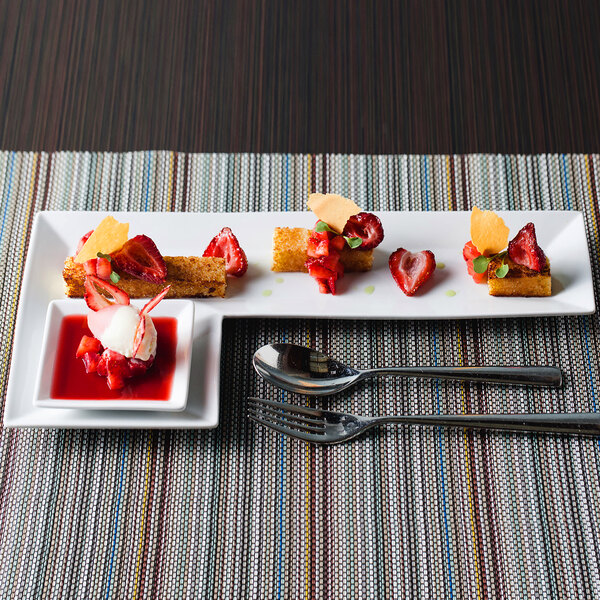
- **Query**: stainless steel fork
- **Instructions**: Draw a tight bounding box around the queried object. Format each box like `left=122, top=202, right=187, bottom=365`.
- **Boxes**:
left=248, top=397, right=600, bottom=444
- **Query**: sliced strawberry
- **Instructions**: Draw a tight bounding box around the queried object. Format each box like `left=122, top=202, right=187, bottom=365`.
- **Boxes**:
left=76, top=335, right=102, bottom=358
left=508, top=223, right=546, bottom=272
left=203, top=227, right=248, bottom=277
left=84, top=275, right=130, bottom=311
left=140, top=285, right=171, bottom=316
left=307, top=234, right=330, bottom=257
left=389, top=248, right=436, bottom=296
left=112, top=234, right=167, bottom=284
left=306, top=259, right=335, bottom=280
left=81, top=352, right=101, bottom=374
left=343, top=212, right=384, bottom=249
left=96, top=257, right=112, bottom=280
left=76, top=230, right=94, bottom=255
left=132, top=314, right=146, bottom=359
left=84, top=259, right=98, bottom=276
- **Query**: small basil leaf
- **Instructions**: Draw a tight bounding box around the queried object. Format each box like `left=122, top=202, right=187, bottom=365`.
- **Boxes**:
left=314, top=221, right=336, bottom=233
left=472, top=255, right=491, bottom=274
left=97, top=252, right=112, bottom=261
left=344, top=236, right=363, bottom=249
left=110, top=271, right=121, bottom=284
left=495, top=263, right=509, bottom=278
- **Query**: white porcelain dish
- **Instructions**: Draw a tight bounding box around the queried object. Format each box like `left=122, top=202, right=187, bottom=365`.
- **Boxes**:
left=34, top=299, right=194, bottom=411
left=3, top=209, right=595, bottom=428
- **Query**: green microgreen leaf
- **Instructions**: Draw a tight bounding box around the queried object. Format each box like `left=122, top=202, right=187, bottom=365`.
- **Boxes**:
left=110, top=271, right=121, bottom=284
left=472, top=255, right=491, bottom=274
left=314, top=221, right=336, bottom=233
left=97, top=252, right=112, bottom=261
left=495, top=263, right=509, bottom=278
left=344, top=236, right=363, bottom=249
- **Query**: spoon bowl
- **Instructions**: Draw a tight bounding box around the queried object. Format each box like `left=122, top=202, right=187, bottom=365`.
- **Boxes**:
left=253, top=343, right=563, bottom=396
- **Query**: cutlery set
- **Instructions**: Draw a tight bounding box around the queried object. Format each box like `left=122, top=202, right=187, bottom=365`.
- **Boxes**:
left=248, top=343, right=597, bottom=443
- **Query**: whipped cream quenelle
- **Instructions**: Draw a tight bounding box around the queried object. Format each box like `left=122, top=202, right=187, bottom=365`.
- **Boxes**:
left=87, top=304, right=157, bottom=361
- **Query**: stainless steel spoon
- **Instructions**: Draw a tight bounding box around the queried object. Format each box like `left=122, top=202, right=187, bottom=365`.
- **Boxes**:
left=252, top=343, right=563, bottom=396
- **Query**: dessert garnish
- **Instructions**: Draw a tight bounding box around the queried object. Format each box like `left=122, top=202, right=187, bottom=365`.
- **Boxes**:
left=463, top=208, right=551, bottom=296
left=78, top=275, right=170, bottom=390
left=388, top=248, right=436, bottom=296
left=203, top=227, right=248, bottom=277
left=342, top=212, right=384, bottom=249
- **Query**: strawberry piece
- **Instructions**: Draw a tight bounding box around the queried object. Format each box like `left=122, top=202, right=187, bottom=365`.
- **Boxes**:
left=462, top=241, right=487, bottom=283
left=84, top=259, right=98, bottom=276
left=98, top=349, right=130, bottom=389
left=343, top=212, right=384, bottom=249
left=76, top=230, right=94, bottom=255
left=203, top=227, right=248, bottom=277
left=140, top=285, right=171, bottom=315
left=329, top=235, right=346, bottom=252
left=112, top=234, right=167, bottom=284
left=81, top=352, right=101, bottom=374
left=84, top=275, right=130, bottom=311
left=76, top=335, right=102, bottom=358
left=508, top=223, right=546, bottom=272
left=307, top=233, right=330, bottom=257
left=106, top=371, right=125, bottom=390
left=132, top=314, right=146, bottom=359
left=96, top=257, right=112, bottom=281
left=128, top=357, right=152, bottom=377
left=306, top=259, right=335, bottom=280
left=389, top=248, right=436, bottom=296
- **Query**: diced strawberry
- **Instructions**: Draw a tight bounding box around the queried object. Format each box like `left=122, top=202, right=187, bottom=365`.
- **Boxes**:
left=316, top=279, right=330, bottom=294
left=508, top=223, right=546, bottom=272
left=307, top=235, right=330, bottom=257
left=466, top=258, right=488, bottom=283
left=342, top=212, right=384, bottom=249
left=76, top=230, right=94, bottom=255
left=84, top=275, right=130, bottom=311
left=462, top=240, right=481, bottom=262
left=128, top=357, right=152, bottom=377
left=83, top=259, right=98, bottom=276
left=107, top=371, right=125, bottom=390
left=389, top=248, right=436, bottom=296
left=329, top=235, right=346, bottom=252
left=112, top=234, right=168, bottom=284
left=203, top=227, right=248, bottom=277
left=81, top=352, right=101, bottom=374
left=96, top=257, right=112, bottom=280
left=76, top=335, right=102, bottom=358
left=306, top=259, right=335, bottom=280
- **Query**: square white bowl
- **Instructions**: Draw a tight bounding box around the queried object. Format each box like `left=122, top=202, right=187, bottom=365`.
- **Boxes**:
left=34, top=299, right=194, bottom=411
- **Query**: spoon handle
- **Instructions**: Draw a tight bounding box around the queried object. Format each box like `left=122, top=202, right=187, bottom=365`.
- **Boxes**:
left=362, top=366, right=562, bottom=387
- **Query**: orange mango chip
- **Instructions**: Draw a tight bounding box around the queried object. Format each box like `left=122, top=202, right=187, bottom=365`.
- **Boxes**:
left=470, top=206, right=509, bottom=256
left=74, top=216, right=129, bottom=263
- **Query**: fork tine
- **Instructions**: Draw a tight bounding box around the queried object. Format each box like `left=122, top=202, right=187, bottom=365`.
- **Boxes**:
left=248, top=397, right=324, bottom=418
left=248, top=414, right=327, bottom=443
left=247, top=407, right=325, bottom=433
left=248, top=399, right=325, bottom=427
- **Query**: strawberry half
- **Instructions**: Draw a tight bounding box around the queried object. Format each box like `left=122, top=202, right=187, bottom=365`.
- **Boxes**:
left=342, top=212, right=384, bottom=249
left=389, top=248, right=436, bottom=296
left=84, top=275, right=130, bottom=311
left=508, top=223, right=546, bottom=272
left=111, top=235, right=167, bottom=284
left=76, top=230, right=94, bottom=255
left=203, top=227, right=248, bottom=277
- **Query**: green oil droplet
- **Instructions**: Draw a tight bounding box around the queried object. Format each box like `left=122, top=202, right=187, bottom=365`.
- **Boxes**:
left=437, top=262, right=446, bottom=269
left=445, top=289, right=456, bottom=297
left=275, top=277, right=284, bottom=284
left=262, top=289, right=272, bottom=297
left=364, top=285, right=375, bottom=295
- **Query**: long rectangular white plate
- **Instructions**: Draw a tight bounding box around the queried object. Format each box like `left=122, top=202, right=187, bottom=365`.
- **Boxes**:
left=4, top=210, right=595, bottom=429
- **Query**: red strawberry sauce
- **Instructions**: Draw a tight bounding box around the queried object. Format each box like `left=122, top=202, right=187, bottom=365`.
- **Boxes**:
left=51, top=315, right=177, bottom=400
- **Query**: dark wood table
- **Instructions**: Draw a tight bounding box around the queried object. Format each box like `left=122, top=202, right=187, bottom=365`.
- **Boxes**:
left=1, top=0, right=598, bottom=153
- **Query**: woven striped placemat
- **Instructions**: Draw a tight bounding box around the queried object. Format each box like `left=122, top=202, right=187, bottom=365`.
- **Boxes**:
left=1, top=152, right=600, bottom=599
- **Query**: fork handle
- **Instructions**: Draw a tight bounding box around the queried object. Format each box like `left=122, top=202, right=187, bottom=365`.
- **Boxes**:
left=361, top=366, right=562, bottom=387
left=372, top=413, right=600, bottom=435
